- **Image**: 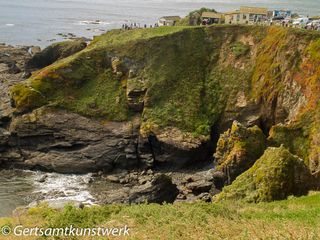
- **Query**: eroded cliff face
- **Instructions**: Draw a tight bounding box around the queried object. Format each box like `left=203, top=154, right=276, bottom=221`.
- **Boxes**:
left=2, top=25, right=320, bottom=175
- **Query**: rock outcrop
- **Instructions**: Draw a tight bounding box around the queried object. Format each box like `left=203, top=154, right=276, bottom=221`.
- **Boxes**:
left=0, top=44, right=31, bottom=126
left=214, top=121, right=266, bottom=183
left=101, top=174, right=179, bottom=204
left=3, top=107, right=140, bottom=173
left=26, top=40, right=87, bottom=69
left=215, top=146, right=314, bottom=203
left=2, top=25, right=320, bottom=183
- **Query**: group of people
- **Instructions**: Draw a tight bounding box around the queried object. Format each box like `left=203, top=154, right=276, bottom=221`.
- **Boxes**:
left=122, top=22, right=159, bottom=30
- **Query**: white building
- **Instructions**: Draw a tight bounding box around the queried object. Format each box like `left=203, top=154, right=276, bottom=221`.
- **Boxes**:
left=158, top=16, right=181, bottom=26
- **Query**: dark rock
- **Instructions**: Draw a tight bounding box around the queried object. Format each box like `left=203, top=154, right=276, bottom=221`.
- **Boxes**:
left=37, top=174, right=48, bottom=183
left=211, top=171, right=226, bottom=190
left=26, top=40, right=87, bottom=69
left=22, top=71, right=31, bottom=79
left=185, top=180, right=213, bottom=196
left=140, top=128, right=213, bottom=169
left=6, top=107, right=140, bottom=173
left=102, top=174, right=179, bottom=204
left=7, top=62, right=21, bottom=74
left=197, top=193, right=212, bottom=202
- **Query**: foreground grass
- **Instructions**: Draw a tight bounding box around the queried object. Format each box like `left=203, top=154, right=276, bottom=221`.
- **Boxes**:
left=1, top=193, right=320, bottom=239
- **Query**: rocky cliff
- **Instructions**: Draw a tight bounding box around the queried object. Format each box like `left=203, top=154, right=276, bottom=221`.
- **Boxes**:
left=2, top=25, right=320, bottom=187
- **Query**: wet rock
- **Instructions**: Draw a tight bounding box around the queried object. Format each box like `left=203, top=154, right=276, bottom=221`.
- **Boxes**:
left=37, top=174, right=48, bottom=183
left=106, top=175, right=120, bottom=183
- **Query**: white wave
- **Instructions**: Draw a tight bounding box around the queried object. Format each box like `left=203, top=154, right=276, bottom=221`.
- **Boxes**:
left=5, top=23, right=15, bottom=27
left=76, top=20, right=111, bottom=26
left=32, top=172, right=96, bottom=205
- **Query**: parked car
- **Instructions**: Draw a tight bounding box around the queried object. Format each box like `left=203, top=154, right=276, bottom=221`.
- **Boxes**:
left=292, top=17, right=310, bottom=27
left=307, top=20, right=320, bottom=27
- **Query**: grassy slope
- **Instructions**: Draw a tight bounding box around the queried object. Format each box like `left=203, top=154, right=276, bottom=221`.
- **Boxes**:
left=10, top=25, right=266, bottom=137
left=10, top=25, right=320, bottom=165
left=1, top=193, right=320, bottom=239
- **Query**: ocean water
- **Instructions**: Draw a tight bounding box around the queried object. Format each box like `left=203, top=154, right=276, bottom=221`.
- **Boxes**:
left=0, top=0, right=319, bottom=47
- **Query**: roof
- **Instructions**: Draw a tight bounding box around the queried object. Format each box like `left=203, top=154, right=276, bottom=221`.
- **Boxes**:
left=240, top=6, right=268, bottom=15
left=224, top=10, right=240, bottom=15
left=159, top=16, right=181, bottom=21
left=201, top=12, right=223, bottom=19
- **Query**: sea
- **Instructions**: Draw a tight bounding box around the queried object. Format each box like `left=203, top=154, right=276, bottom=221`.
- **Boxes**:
left=0, top=0, right=319, bottom=48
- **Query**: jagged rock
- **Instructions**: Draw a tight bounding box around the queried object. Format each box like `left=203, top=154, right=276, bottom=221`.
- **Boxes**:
left=30, top=46, right=41, bottom=56
left=185, top=180, right=213, bottom=196
left=215, top=146, right=314, bottom=203
left=22, top=71, right=31, bottom=79
left=26, top=40, right=87, bottom=69
left=37, top=174, right=48, bottom=183
left=0, top=128, right=10, bottom=146
left=214, top=121, right=266, bottom=183
left=210, top=171, right=226, bottom=190
left=111, top=57, right=123, bottom=74
left=126, top=77, right=147, bottom=112
left=106, top=175, right=120, bottom=183
left=6, top=107, right=140, bottom=173
left=102, top=174, right=179, bottom=204
left=140, top=128, right=213, bottom=168
left=197, top=193, right=212, bottom=202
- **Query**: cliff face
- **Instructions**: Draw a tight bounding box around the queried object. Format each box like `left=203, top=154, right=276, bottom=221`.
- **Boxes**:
left=4, top=25, right=320, bottom=175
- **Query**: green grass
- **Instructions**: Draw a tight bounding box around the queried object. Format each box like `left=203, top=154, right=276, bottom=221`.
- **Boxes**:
left=230, top=42, right=250, bottom=59
left=2, top=193, right=320, bottom=239
left=90, top=26, right=195, bottom=49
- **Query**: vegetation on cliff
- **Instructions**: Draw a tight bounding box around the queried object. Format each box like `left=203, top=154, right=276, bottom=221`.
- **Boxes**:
left=9, top=25, right=320, bottom=171
left=215, top=146, right=313, bottom=203
left=214, top=121, right=266, bottom=183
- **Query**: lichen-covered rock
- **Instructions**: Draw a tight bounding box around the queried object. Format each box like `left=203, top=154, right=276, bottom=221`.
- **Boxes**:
left=214, top=121, right=266, bottom=183
left=215, top=146, right=314, bottom=203
left=26, top=40, right=87, bottom=69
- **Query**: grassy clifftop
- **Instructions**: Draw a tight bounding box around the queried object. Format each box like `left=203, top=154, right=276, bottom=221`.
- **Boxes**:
left=10, top=25, right=265, bottom=134
left=2, top=193, right=320, bottom=239
left=10, top=25, right=320, bottom=171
